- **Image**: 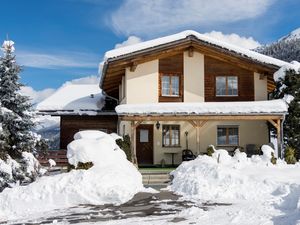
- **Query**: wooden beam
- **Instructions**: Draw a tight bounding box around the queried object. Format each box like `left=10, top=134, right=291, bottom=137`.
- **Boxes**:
left=268, top=119, right=278, bottom=129
left=130, top=121, right=140, bottom=166
left=196, top=125, right=200, bottom=155
left=129, top=62, right=138, bottom=72
left=120, top=115, right=283, bottom=121
left=188, top=120, right=197, bottom=128
left=276, top=119, right=282, bottom=158
left=188, top=46, right=194, bottom=57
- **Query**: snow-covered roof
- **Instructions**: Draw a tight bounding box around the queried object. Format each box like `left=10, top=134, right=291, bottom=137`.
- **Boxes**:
left=36, top=84, right=105, bottom=115
left=104, top=30, right=289, bottom=68
left=116, top=100, right=288, bottom=116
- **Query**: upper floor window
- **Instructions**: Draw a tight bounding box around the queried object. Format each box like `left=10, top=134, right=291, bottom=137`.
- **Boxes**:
left=217, top=126, right=239, bottom=146
left=216, top=76, right=238, bottom=96
left=161, top=74, right=180, bottom=97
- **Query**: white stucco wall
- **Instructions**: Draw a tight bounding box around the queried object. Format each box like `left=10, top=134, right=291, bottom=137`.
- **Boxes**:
left=125, top=60, right=159, bottom=104
left=254, top=72, right=268, bottom=101
left=120, top=120, right=269, bottom=165
left=183, top=51, right=205, bottom=102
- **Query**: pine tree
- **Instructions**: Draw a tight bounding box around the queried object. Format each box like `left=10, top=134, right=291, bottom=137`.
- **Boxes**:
left=273, top=69, right=300, bottom=159
left=0, top=40, right=49, bottom=191
left=0, top=40, right=40, bottom=159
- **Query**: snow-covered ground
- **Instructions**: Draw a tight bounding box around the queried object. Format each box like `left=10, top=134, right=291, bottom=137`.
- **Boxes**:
left=0, top=131, right=143, bottom=221
left=167, top=147, right=300, bottom=225
left=1, top=141, right=300, bottom=225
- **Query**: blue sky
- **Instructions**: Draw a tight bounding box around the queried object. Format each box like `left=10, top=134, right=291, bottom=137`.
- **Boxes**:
left=1, top=0, right=300, bottom=100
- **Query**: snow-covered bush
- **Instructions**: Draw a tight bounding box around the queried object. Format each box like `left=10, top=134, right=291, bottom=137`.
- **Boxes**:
left=0, top=152, right=43, bottom=192
left=206, top=145, right=215, bottom=156
left=0, top=130, right=143, bottom=220
left=116, top=134, right=132, bottom=161
left=284, top=146, right=297, bottom=164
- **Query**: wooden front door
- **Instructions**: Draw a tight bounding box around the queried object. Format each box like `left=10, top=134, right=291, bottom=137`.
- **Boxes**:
left=136, top=124, right=154, bottom=165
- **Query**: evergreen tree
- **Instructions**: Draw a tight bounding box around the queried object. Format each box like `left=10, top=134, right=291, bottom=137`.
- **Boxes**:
left=0, top=40, right=48, bottom=191
left=0, top=40, right=39, bottom=159
left=273, top=69, right=300, bottom=159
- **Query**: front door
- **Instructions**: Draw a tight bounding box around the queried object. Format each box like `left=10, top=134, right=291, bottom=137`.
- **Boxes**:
left=136, top=124, right=153, bottom=165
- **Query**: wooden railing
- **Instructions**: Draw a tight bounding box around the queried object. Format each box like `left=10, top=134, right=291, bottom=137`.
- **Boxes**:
left=38, top=150, right=68, bottom=167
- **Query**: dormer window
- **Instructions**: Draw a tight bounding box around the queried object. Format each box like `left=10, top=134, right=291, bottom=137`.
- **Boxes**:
left=216, top=76, right=238, bottom=96
left=161, top=74, right=180, bottom=96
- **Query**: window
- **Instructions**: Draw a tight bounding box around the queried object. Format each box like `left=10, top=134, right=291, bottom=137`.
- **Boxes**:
left=161, top=74, right=180, bottom=96
left=140, top=129, right=149, bottom=142
left=216, top=76, right=238, bottom=96
left=162, top=125, right=180, bottom=147
left=217, top=126, right=239, bottom=146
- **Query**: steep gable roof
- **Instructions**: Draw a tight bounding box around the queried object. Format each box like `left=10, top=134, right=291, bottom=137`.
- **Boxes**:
left=101, top=30, right=291, bottom=97
left=104, top=30, right=287, bottom=67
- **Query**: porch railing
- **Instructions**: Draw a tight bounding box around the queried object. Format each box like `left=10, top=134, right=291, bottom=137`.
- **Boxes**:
left=37, top=150, right=68, bottom=167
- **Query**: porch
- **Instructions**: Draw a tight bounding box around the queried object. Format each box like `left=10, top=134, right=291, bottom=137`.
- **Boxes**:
left=116, top=100, right=288, bottom=166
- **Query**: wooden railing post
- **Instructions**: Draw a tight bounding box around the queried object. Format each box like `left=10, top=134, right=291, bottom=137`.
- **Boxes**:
left=130, top=121, right=142, bottom=166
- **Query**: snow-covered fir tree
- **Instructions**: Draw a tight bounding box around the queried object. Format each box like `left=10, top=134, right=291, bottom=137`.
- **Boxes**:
left=0, top=40, right=38, bottom=158
left=273, top=66, right=300, bottom=159
left=0, top=40, right=46, bottom=191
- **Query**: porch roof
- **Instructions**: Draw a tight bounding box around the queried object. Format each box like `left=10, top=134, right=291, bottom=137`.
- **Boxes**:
left=116, top=100, right=288, bottom=117
left=36, top=84, right=106, bottom=116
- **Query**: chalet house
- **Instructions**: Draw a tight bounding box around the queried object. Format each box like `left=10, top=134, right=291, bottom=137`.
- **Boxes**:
left=38, top=30, right=290, bottom=166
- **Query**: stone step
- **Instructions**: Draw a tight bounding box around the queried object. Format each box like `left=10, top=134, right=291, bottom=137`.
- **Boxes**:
left=142, top=174, right=170, bottom=179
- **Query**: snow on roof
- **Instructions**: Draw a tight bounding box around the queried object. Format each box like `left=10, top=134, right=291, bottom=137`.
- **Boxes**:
left=273, top=61, right=300, bottom=81
left=116, top=100, right=288, bottom=116
left=36, top=84, right=104, bottom=114
left=104, top=30, right=289, bottom=68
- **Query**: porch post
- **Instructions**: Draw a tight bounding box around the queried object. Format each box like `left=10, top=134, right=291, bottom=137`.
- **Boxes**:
left=276, top=119, right=282, bottom=158
left=268, top=119, right=282, bottom=158
left=130, top=121, right=138, bottom=166
left=196, top=126, right=200, bottom=155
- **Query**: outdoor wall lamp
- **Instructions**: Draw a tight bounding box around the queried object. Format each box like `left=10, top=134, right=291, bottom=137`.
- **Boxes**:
left=156, top=121, right=160, bottom=130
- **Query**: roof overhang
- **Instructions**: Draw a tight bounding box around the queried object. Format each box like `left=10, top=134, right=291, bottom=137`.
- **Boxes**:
left=101, top=35, right=283, bottom=96
left=119, top=114, right=285, bottom=121
left=37, top=110, right=117, bottom=116
left=116, top=100, right=288, bottom=121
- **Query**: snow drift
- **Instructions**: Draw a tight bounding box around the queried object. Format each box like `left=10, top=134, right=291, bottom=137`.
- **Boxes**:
left=169, top=147, right=300, bottom=203
left=0, top=131, right=143, bottom=221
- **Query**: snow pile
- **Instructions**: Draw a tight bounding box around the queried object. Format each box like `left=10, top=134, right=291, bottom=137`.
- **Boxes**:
left=0, top=131, right=143, bottom=220
left=116, top=99, right=288, bottom=115
left=169, top=146, right=300, bottom=203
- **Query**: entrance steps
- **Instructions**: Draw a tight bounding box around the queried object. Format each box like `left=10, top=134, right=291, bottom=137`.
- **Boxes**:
left=141, top=171, right=172, bottom=186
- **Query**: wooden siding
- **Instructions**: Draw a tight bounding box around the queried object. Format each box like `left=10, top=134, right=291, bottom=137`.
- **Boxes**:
left=60, top=115, right=118, bottom=149
left=102, top=37, right=279, bottom=96
left=158, top=53, right=184, bottom=102
left=204, top=56, right=254, bottom=102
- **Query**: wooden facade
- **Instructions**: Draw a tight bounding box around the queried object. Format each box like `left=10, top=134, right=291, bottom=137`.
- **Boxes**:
left=158, top=53, right=184, bottom=102
left=101, top=36, right=279, bottom=98
left=204, top=56, right=255, bottom=102
left=60, top=115, right=118, bottom=149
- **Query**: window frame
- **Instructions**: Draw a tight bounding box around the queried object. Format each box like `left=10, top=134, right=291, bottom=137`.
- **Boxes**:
left=216, top=126, right=239, bottom=146
left=160, top=73, right=181, bottom=97
left=162, top=125, right=181, bottom=147
left=215, top=76, right=238, bottom=97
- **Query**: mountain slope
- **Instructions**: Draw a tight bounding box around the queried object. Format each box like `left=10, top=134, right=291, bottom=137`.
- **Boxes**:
left=256, top=28, right=300, bottom=62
